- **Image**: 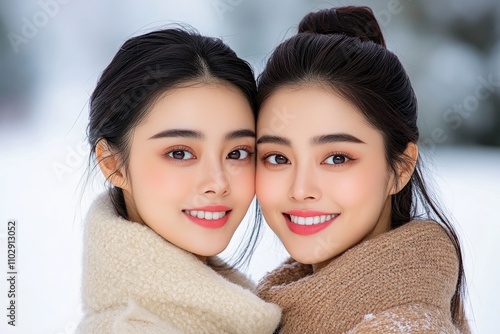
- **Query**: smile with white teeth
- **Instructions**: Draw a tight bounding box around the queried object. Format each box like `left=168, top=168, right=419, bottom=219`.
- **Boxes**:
left=288, top=214, right=338, bottom=226
left=184, top=210, right=227, bottom=220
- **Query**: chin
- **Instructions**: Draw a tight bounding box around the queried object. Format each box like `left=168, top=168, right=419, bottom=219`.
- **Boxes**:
left=286, top=248, right=316, bottom=265
left=285, top=243, right=333, bottom=265
left=292, top=256, right=320, bottom=265
left=192, top=241, right=230, bottom=258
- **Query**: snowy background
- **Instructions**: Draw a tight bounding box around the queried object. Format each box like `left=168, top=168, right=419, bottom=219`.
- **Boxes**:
left=0, top=1, right=499, bottom=333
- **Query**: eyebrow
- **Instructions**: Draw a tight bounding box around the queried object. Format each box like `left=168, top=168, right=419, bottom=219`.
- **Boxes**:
left=311, top=133, right=365, bottom=145
left=256, top=133, right=365, bottom=146
left=225, top=129, right=256, bottom=140
left=256, top=135, right=291, bottom=146
left=149, top=128, right=255, bottom=140
left=149, top=129, right=203, bottom=140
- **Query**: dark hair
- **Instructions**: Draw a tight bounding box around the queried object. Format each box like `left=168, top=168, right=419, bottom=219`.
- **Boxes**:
left=256, top=6, right=467, bottom=328
left=87, top=27, right=260, bottom=267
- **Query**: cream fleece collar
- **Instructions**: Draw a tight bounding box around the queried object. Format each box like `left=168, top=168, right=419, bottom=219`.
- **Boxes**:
left=81, top=194, right=280, bottom=334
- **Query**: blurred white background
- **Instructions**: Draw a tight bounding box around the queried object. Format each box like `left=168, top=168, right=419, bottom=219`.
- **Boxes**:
left=0, top=1, right=499, bottom=333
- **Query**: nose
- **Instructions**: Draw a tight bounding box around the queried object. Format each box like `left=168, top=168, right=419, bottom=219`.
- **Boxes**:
left=197, top=158, right=230, bottom=197
left=288, top=164, right=321, bottom=202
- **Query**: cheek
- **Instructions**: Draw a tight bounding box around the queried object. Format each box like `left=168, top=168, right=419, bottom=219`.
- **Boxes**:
left=131, top=158, right=190, bottom=198
left=330, top=166, right=391, bottom=208
left=233, top=165, right=255, bottom=201
left=256, top=168, right=282, bottom=210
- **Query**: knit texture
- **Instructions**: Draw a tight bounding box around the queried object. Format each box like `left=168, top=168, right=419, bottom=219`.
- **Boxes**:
left=257, top=221, right=470, bottom=333
left=78, top=194, right=281, bottom=334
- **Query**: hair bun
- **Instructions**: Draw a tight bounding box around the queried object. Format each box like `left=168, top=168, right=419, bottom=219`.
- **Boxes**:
left=298, top=6, right=385, bottom=47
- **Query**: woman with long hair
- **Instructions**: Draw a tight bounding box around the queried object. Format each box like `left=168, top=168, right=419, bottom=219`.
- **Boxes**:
left=78, top=27, right=280, bottom=333
left=255, top=6, right=469, bottom=333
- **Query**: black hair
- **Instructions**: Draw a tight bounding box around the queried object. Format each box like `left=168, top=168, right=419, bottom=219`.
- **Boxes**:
left=87, top=27, right=260, bottom=268
left=256, top=6, right=467, bottom=328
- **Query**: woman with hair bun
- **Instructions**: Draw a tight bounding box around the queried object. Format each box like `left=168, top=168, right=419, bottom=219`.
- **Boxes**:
left=77, top=28, right=280, bottom=333
left=255, top=6, right=469, bottom=333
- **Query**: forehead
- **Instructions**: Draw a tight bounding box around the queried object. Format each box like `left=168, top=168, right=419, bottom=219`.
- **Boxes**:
left=137, top=83, right=254, bottom=133
left=257, top=85, right=374, bottom=138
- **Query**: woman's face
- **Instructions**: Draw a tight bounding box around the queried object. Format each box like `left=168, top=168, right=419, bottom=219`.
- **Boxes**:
left=120, top=83, right=256, bottom=258
left=256, top=85, right=395, bottom=268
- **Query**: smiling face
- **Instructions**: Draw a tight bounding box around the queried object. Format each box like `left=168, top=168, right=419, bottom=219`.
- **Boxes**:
left=256, top=85, right=397, bottom=268
left=111, top=83, right=256, bottom=258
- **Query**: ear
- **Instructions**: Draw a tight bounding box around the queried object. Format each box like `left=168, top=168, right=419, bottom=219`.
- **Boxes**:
left=95, top=139, right=127, bottom=189
left=390, top=142, right=418, bottom=195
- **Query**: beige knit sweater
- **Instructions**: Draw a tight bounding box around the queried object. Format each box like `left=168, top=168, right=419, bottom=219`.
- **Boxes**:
left=78, top=194, right=281, bottom=334
left=257, top=221, right=470, bottom=334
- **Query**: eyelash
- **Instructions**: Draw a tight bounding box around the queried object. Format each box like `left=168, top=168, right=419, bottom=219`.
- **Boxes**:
left=260, top=151, right=355, bottom=167
left=321, top=151, right=355, bottom=166
left=164, top=145, right=196, bottom=161
left=164, top=146, right=255, bottom=162
left=228, top=146, right=255, bottom=161
left=260, top=151, right=290, bottom=168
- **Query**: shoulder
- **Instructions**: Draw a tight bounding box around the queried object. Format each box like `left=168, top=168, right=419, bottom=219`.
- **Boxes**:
left=77, top=299, right=183, bottom=334
left=367, top=221, right=458, bottom=268
left=368, top=221, right=460, bottom=297
left=346, top=303, right=461, bottom=334
left=386, top=220, right=454, bottom=246
left=395, top=221, right=459, bottom=270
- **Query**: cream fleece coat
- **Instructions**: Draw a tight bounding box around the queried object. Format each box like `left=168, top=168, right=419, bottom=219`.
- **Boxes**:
left=78, top=194, right=281, bottom=334
left=257, top=221, right=470, bottom=334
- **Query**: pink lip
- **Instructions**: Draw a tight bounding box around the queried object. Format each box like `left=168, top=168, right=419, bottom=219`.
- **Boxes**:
left=283, top=213, right=338, bottom=236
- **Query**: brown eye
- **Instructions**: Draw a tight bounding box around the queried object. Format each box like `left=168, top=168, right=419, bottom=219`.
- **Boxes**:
left=265, top=154, right=289, bottom=165
left=323, top=154, right=349, bottom=165
left=167, top=150, right=194, bottom=160
left=227, top=149, right=250, bottom=160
